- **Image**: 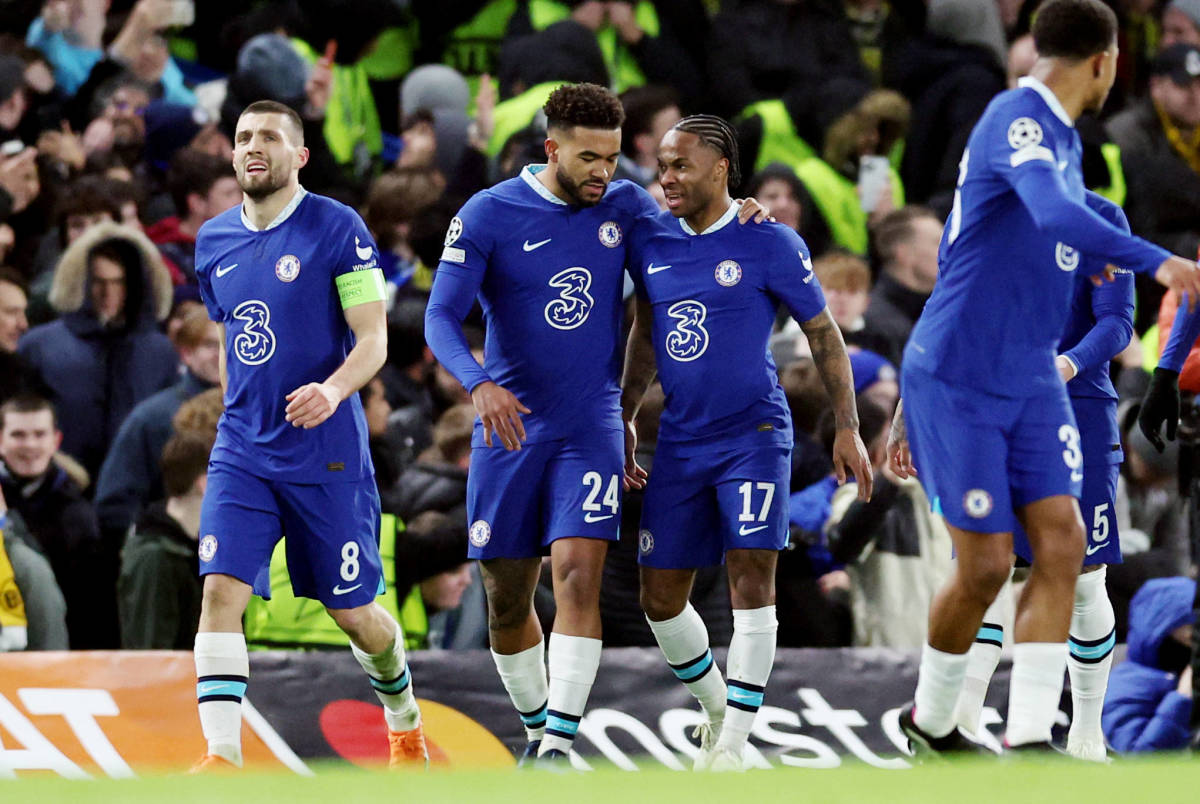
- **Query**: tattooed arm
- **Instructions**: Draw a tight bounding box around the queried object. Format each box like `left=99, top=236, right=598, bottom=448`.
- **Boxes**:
left=620, top=296, right=656, bottom=489
left=799, top=307, right=873, bottom=500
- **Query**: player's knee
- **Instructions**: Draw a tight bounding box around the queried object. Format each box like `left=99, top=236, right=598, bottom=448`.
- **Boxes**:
left=326, top=603, right=373, bottom=638
left=200, top=574, right=251, bottom=619
left=1029, top=520, right=1086, bottom=573
left=728, top=574, right=774, bottom=610
left=553, top=559, right=601, bottom=614
left=959, top=558, right=1011, bottom=604
left=485, top=588, right=533, bottom=632
left=640, top=586, right=686, bottom=622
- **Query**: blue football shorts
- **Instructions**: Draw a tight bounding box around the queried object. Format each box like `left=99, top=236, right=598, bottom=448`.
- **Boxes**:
left=902, top=365, right=1083, bottom=534
left=638, top=442, right=790, bottom=569
left=466, top=429, right=624, bottom=560
left=1013, top=395, right=1122, bottom=565
left=198, top=461, right=383, bottom=609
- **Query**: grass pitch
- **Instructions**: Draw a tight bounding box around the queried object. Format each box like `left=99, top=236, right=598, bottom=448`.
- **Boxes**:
left=8, top=756, right=1200, bottom=804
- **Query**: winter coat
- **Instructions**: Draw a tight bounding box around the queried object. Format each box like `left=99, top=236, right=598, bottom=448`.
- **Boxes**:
left=18, top=222, right=179, bottom=477
left=117, top=502, right=202, bottom=650
left=1103, top=576, right=1196, bottom=752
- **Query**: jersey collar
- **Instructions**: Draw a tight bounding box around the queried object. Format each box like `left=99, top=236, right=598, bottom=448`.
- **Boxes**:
left=1017, top=76, right=1074, bottom=128
left=240, top=185, right=308, bottom=232
left=520, top=164, right=568, bottom=206
left=679, top=200, right=738, bottom=236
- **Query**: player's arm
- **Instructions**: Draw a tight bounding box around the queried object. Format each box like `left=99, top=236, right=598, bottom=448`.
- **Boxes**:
left=425, top=214, right=529, bottom=451
left=886, top=398, right=916, bottom=479
left=217, top=323, right=227, bottom=392
left=798, top=308, right=873, bottom=500
left=285, top=299, right=387, bottom=429
left=1005, top=144, right=1200, bottom=299
left=619, top=295, right=656, bottom=489
left=1138, top=292, right=1199, bottom=451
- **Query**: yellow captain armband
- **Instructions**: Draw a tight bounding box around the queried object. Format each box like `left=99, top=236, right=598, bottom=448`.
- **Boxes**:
left=336, top=268, right=387, bottom=309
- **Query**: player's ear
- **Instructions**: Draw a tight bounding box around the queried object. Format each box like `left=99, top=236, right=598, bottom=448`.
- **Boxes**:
left=544, top=137, right=558, bottom=163
left=296, top=146, right=310, bottom=169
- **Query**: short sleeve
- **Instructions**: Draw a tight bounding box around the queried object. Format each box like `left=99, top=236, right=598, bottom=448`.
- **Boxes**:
left=436, top=193, right=494, bottom=281
left=332, top=207, right=387, bottom=309
left=766, top=227, right=826, bottom=323
left=194, top=233, right=223, bottom=322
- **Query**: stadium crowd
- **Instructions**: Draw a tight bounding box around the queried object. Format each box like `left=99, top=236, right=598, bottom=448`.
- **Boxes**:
left=0, top=0, right=1195, bottom=751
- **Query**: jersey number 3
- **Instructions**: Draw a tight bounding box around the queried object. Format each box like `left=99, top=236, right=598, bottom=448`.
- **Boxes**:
left=232, top=299, right=277, bottom=366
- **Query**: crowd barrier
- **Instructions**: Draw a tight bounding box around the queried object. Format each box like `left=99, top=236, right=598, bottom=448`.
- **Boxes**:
left=0, top=647, right=1029, bottom=777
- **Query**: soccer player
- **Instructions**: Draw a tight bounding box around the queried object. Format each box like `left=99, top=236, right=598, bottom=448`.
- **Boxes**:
left=425, top=84, right=766, bottom=764
left=191, top=101, right=427, bottom=771
left=620, top=115, right=873, bottom=771
left=886, top=0, right=1200, bottom=754
left=953, top=195, right=1134, bottom=761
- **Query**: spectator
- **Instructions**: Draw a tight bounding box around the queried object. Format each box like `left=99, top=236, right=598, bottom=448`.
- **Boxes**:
left=616, top=85, right=681, bottom=187
left=24, top=0, right=108, bottom=96
left=398, top=66, right=489, bottom=200
left=1108, top=44, right=1200, bottom=263
left=0, top=497, right=69, bottom=651
left=380, top=297, right=437, bottom=454
left=0, top=53, right=31, bottom=142
left=812, top=251, right=895, bottom=358
left=117, top=430, right=210, bottom=649
left=1103, top=576, right=1195, bottom=752
left=18, top=221, right=178, bottom=477
left=743, top=164, right=832, bottom=259
left=849, top=348, right=899, bottom=414
left=360, top=373, right=404, bottom=499
left=95, top=307, right=219, bottom=546
left=387, top=402, right=473, bottom=521
left=361, top=166, right=445, bottom=296
left=396, top=510, right=479, bottom=650
left=779, top=356, right=834, bottom=492
left=0, top=394, right=110, bottom=648
left=826, top=397, right=951, bottom=648
left=862, top=205, right=942, bottom=366
left=1163, top=0, right=1200, bottom=48
left=145, top=148, right=240, bottom=285
left=0, top=267, right=44, bottom=403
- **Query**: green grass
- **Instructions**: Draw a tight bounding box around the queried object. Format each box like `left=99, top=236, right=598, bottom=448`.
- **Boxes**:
left=7, top=756, right=1200, bottom=804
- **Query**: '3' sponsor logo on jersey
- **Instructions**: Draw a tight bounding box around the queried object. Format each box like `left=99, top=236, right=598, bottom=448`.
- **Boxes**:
left=665, top=300, right=709, bottom=361
left=544, top=267, right=594, bottom=330
left=231, top=300, right=277, bottom=365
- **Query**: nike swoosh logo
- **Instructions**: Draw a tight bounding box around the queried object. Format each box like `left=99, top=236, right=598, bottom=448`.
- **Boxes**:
left=332, top=583, right=363, bottom=595
left=584, top=512, right=614, bottom=523
left=523, top=238, right=552, bottom=252
left=738, top=524, right=769, bottom=536
left=354, top=237, right=373, bottom=261
left=200, top=683, right=239, bottom=693
left=1085, top=542, right=1109, bottom=556
left=647, top=263, right=672, bottom=274
left=215, top=263, right=238, bottom=277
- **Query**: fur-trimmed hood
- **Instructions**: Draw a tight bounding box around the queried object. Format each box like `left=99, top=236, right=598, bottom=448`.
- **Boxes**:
left=48, top=221, right=174, bottom=324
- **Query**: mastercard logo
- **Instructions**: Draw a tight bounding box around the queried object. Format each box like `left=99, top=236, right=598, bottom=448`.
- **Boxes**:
left=319, top=698, right=515, bottom=769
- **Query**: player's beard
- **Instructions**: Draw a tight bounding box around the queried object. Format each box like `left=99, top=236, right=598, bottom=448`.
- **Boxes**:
left=556, top=165, right=607, bottom=207
left=239, top=162, right=289, bottom=201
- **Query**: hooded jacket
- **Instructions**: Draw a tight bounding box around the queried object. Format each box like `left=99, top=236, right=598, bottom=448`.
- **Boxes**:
left=1103, top=576, right=1196, bottom=752
left=18, top=223, right=179, bottom=477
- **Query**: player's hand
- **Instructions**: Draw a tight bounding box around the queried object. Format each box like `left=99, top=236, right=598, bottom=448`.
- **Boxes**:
left=1138, top=367, right=1180, bottom=453
left=623, top=418, right=648, bottom=490
left=1090, top=263, right=1118, bottom=287
left=832, top=428, right=873, bottom=501
left=1155, top=257, right=1200, bottom=311
left=1179, top=664, right=1193, bottom=698
left=471, top=381, right=530, bottom=450
left=735, top=196, right=772, bottom=224
left=304, top=41, right=335, bottom=120
left=284, top=382, right=341, bottom=429
left=886, top=402, right=917, bottom=480
left=1055, top=354, right=1077, bottom=383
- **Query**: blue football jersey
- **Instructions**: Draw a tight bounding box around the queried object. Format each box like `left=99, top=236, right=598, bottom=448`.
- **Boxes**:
left=906, top=78, right=1148, bottom=398
left=628, top=204, right=827, bottom=454
left=196, top=189, right=382, bottom=482
left=430, top=166, right=660, bottom=445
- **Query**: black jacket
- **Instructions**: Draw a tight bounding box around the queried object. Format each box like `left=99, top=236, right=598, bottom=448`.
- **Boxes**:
left=117, top=502, right=202, bottom=650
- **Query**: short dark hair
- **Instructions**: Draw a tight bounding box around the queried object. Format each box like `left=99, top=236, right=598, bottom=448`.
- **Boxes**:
left=0, top=266, right=26, bottom=294
left=55, top=175, right=122, bottom=238
left=544, top=83, right=625, bottom=133
left=871, top=205, right=939, bottom=268
left=161, top=431, right=212, bottom=497
left=1032, top=0, right=1117, bottom=60
left=239, top=100, right=305, bottom=145
left=167, top=149, right=236, bottom=219
left=0, top=393, right=56, bottom=431
left=819, top=397, right=888, bottom=456
left=619, top=84, right=680, bottom=158
left=672, top=114, right=742, bottom=189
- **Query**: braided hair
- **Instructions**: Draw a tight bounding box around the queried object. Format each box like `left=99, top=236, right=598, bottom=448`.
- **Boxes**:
left=671, top=114, right=741, bottom=189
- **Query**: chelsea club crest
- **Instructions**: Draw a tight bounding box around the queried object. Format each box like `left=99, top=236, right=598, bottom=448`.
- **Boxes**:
left=275, top=254, right=301, bottom=282
left=598, top=221, right=622, bottom=248
left=714, top=260, right=742, bottom=287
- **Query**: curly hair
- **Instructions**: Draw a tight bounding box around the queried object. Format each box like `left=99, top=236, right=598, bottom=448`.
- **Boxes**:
left=543, top=83, right=625, bottom=132
left=1032, top=0, right=1117, bottom=60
